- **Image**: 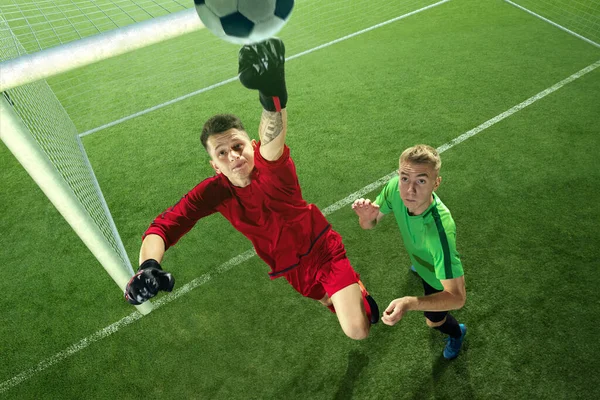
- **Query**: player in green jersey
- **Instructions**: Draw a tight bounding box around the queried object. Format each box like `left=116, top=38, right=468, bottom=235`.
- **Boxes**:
left=352, top=144, right=467, bottom=359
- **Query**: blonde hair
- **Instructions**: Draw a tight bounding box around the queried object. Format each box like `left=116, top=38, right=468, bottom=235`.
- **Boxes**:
left=400, top=144, right=441, bottom=172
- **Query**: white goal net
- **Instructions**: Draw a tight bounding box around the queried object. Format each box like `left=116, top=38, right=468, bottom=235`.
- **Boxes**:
left=506, top=0, right=600, bottom=47
left=0, top=0, right=189, bottom=55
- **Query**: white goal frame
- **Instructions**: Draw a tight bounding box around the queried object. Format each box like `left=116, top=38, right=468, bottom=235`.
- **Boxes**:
left=0, top=9, right=203, bottom=92
left=0, top=9, right=206, bottom=314
left=0, top=95, right=153, bottom=314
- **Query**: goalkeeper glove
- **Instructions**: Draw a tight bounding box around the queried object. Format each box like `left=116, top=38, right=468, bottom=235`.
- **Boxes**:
left=124, top=259, right=175, bottom=305
left=238, top=38, right=287, bottom=112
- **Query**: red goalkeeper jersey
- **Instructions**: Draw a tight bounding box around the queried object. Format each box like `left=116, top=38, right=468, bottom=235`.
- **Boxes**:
left=144, top=144, right=331, bottom=278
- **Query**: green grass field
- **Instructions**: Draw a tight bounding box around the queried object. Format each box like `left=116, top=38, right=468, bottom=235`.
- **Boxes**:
left=1, top=0, right=600, bottom=398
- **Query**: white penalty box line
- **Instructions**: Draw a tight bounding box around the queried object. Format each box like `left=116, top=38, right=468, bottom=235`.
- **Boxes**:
left=2, top=57, right=599, bottom=394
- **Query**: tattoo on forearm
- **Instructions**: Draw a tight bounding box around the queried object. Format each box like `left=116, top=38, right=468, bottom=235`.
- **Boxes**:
left=259, top=110, right=284, bottom=145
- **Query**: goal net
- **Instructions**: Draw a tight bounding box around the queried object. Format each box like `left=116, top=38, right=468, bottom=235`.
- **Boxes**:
left=0, top=15, right=152, bottom=314
left=505, top=0, right=600, bottom=47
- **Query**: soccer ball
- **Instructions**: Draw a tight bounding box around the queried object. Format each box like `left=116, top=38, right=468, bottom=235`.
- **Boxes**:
left=194, top=0, right=294, bottom=45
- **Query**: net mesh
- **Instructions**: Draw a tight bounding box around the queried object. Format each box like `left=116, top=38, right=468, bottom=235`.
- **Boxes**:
left=0, top=15, right=133, bottom=273
left=0, top=0, right=189, bottom=56
left=508, top=0, right=600, bottom=44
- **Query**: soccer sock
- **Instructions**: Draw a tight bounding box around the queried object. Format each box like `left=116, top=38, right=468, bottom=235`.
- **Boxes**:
left=361, top=290, right=373, bottom=323
left=434, top=314, right=462, bottom=338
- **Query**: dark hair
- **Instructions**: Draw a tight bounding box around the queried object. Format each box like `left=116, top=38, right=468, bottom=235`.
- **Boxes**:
left=200, top=114, right=246, bottom=150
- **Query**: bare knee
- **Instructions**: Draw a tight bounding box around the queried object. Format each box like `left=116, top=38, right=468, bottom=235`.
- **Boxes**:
left=329, top=284, right=370, bottom=340
left=425, top=316, right=446, bottom=328
left=343, top=323, right=370, bottom=340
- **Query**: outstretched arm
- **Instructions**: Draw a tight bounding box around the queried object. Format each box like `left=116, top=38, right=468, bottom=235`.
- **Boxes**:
left=257, top=108, right=287, bottom=160
left=238, top=38, right=288, bottom=161
left=125, top=234, right=173, bottom=305
left=382, top=276, right=466, bottom=326
left=139, top=234, right=166, bottom=264
left=125, top=180, right=223, bottom=305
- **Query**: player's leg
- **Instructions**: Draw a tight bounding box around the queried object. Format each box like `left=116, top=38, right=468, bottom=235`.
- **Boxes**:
left=422, top=279, right=466, bottom=359
left=330, top=283, right=370, bottom=340
left=289, top=268, right=370, bottom=338
left=426, top=312, right=466, bottom=360
left=322, top=258, right=379, bottom=340
left=320, top=290, right=376, bottom=313
left=315, top=280, right=379, bottom=340
left=318, top=230, right=380, bottom=339
left=425, top=314, right=446, bottom=328
left=286, top=229, right=378, bottom=339
left=309, top=274, right=372, bottom=339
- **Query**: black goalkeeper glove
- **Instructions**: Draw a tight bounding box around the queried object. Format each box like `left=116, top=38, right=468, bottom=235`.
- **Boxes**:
left=238, top=37, right=287, bottom=112
left=124, top=259, right=175, bottom=305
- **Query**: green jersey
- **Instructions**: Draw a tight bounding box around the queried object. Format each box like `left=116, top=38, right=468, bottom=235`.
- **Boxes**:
left=374, top=175, right=463, bottom=290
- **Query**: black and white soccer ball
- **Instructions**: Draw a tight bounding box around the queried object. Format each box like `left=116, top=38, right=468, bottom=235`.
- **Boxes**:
left=194, top=0, right=294, bottom=44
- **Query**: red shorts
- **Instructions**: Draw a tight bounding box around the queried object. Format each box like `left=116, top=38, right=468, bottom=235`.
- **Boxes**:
left=282, top=229, right=360, bottom=300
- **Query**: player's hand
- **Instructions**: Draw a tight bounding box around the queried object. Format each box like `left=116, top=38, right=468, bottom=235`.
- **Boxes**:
left=352, top=198, right=380, bottom=221
left=124, top=259, right=175, bottom=305
left=382, top=297, right=411, bottom=326
left=238, top=38, right=287, bottom=111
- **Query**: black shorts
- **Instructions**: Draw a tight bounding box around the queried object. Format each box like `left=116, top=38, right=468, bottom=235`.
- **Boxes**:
left=422, top=278, right=448, bottom=323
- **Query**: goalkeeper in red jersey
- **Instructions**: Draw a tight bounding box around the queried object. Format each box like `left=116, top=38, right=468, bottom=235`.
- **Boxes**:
left=124, top=38, right=378, bottom=339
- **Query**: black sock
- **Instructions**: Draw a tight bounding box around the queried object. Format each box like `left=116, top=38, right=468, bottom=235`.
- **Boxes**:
left=434, top=314, right=462, bottom=338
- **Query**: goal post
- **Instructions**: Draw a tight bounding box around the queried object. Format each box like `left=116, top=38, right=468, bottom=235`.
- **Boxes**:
left=0, top=9, right=205, bottom=92
left=0, top=11, right=161, bottom=314
left=0, top=95, right=152, bottom=315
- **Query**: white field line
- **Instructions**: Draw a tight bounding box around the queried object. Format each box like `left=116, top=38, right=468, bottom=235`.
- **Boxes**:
left=78, top=0, right=451, bottom=138
left=3, top=58, right=598, bottom=394
left=504, top=0, right=600, bottom=48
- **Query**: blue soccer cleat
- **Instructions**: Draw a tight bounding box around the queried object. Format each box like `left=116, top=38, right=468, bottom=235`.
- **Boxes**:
left=410, top=265, right=417, bottom=273
left=443, top=324, right=467, bottom=360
